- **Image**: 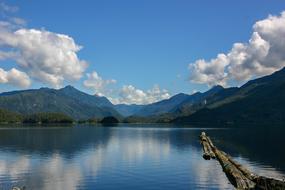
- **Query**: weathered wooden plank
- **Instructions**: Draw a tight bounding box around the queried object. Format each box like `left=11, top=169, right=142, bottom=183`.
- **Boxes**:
left=254, top=176, right=285, bottom=190
left=200, top=132, right=215, bottom=160
left=199, top=132, right=285, bottom=190
left=222, top=152, right=257, bottom=181
left=214, top=149, right=256, bottom=189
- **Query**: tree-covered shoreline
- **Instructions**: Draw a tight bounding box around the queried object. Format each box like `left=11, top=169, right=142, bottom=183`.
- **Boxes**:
left=0, top=108, right=120, bottom=125
left=0, top=109, right=74, bottom=124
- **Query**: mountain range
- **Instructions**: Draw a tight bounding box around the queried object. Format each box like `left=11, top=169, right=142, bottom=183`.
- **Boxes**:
left=173, top=67, right=285, bottom=125
left=0, top=85, right=120, bottom=120
left=1, top=67, right=285, bottom=125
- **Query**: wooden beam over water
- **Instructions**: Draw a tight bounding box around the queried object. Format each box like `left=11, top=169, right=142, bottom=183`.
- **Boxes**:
left=199, top=132, right=285, bottom=190
left=200, top=132, right=215, bottom=160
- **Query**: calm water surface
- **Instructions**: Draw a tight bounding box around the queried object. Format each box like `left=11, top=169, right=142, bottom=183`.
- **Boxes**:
left=0, top=124, right=285, bottom=190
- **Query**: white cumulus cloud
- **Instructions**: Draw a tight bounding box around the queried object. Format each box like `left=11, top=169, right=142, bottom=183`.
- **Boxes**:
left=0, top=68, right=31, bottom=88
left=0, top=24, right=87, bottom=88
left=82, top=71, right=171, bottom=105
left=113, top=84, right=171, bottom=105
left=189, top=11, right=285, bottom=86
left=83, top=71, right=116, bottom=96
left=189, top=54, right=229, bottom=86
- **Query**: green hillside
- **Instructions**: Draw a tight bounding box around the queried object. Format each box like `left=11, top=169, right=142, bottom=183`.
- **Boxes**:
left=0, top=86, right=121, bottom=120
left=0, top=109, right=23, bottom=123
left=173, top=67, right=285, bottom=125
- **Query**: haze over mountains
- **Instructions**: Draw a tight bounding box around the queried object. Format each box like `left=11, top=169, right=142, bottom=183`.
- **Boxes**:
left=0, top=67, right=285, bottom=125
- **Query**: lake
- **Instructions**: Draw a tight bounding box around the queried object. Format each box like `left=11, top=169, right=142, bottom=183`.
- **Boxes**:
left=0, top=124, right=284, bottom=190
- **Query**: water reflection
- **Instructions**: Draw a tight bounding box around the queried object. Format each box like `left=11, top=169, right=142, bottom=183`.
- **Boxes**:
left=205, top=127, right=285, bottom=175
left=0, top=125, right=283, bottom=189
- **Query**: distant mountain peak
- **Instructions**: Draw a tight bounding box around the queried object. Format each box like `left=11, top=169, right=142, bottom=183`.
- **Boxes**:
left=210, top=85, right=224, bottom=90
left=62, top=85, right=76, bottom=90
left=59, top=85, right=82, bottom=94
left=0, top=84, right=119, bottom=120
left=172, top=93, right=189, bottom=98
left=205, top=85, right=224, bottom=95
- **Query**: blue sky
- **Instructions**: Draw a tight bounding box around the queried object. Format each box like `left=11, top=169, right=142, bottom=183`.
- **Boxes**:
left=0, top=0, right=285, bottom=104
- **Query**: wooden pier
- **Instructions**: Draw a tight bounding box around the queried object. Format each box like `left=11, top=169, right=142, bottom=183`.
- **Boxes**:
left=200, top=132, right=285, bottom=190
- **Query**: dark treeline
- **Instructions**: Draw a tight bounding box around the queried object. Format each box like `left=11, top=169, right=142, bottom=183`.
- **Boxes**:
left=0, top=108, right=120, bottom=125
left=101, top=116, right=119, bottom=124
left=23, top=112, right=74, bottom=124
left=0, top=108, right=73, bottom=124
left=0, top=108, right=23, bottom=123
left=78, top=116, right=119, bottom=124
